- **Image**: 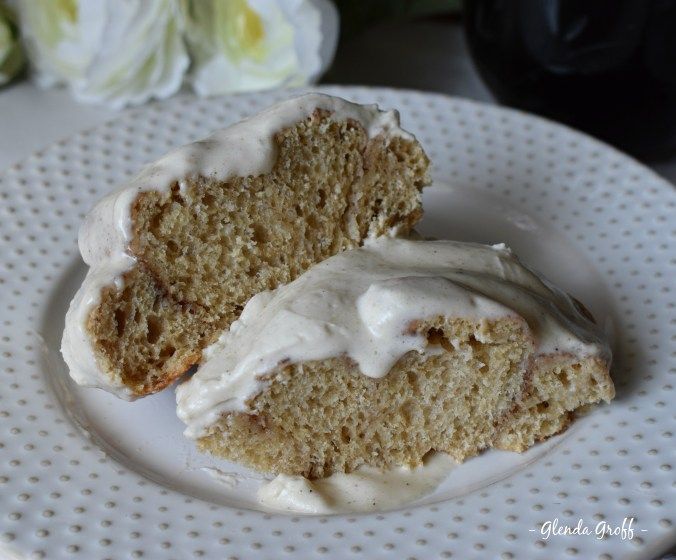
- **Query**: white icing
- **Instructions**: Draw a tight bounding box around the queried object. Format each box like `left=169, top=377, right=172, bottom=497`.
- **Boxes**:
left=257, top=452, right=456, bottom=514
left=176, top=237, right=610, bottom=438
left=77, top=93, right=410, bottom=267
left=200, top=468, right=239, bottom=488
left=61, top=93, right=410, bottom=398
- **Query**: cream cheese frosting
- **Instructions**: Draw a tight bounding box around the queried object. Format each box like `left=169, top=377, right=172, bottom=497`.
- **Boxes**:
left=61, top=93, right=411, bottom=399
left=257, top=451, right=457, bottom=514
left=176, top=237, right=610, bottom=438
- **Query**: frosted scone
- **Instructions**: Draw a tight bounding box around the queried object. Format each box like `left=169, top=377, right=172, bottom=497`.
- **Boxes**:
left=176, top=238, right=614, bottom=478
left=61, top=94, right=430, bottom=399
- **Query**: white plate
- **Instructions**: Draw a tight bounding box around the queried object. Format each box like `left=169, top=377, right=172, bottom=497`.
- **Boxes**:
left=0, top=86, right=674, bottom=559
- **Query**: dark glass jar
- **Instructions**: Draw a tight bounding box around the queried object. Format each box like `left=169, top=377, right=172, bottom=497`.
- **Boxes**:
left=464, top=0, right=676, bottom=161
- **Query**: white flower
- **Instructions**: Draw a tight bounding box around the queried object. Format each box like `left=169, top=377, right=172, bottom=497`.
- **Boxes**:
left=0, top=1, right=25, bottom=86
left=19, top=0, right=189, bottom=109
left=181, top=0, right=339, bottom=97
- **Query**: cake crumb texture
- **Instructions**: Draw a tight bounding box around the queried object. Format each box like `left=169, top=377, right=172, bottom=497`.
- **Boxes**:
left=198, top=317, right=613, bottom=478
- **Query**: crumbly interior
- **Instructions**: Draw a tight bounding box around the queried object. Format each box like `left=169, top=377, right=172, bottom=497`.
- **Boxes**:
left=198, top=317, right=534, bottom=478
left=89, top=112, right=429, bottom=394
left=494, top=355, right=614, bottom=451
left=198, top=319, right=614, bottom=478
left=88, top=266, right=213, bottom=394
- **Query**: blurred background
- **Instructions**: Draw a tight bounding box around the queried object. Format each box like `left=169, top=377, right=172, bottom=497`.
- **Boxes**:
left=1, top=0, right=675, bottom=182
left=0, top=4, right=674, bottom=556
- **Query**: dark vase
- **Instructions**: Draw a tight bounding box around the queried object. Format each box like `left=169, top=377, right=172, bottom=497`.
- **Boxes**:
left=463, top=0, right=676, bottom=161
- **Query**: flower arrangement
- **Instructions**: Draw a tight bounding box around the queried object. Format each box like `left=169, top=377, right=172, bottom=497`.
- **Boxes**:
left=3, top=0, right=338, bottom=108
left=0, top=0, right=460, bottom=109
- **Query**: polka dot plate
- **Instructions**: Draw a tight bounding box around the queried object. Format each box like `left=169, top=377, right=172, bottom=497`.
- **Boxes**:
left=0, top=86, right=674, bottom=559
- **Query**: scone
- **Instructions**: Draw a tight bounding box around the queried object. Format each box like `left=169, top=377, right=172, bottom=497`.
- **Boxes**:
left=62, top=94, right=430, bottom=399
left=176, top=238, right=614, bottom=478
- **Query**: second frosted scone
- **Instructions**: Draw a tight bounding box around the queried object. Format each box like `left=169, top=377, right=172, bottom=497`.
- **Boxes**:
left=176, top=238, right=614, bottom=478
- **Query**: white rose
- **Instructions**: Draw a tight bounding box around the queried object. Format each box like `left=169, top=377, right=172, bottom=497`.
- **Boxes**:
left=19, top=0, right=189, bottom=109
left=0, top=1, right=25, bottom=86
left=181, top=0, right=339, bottom=97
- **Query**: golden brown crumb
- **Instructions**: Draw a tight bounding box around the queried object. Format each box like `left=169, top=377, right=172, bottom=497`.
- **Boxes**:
left=197, top=316, right=613, bottom=478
